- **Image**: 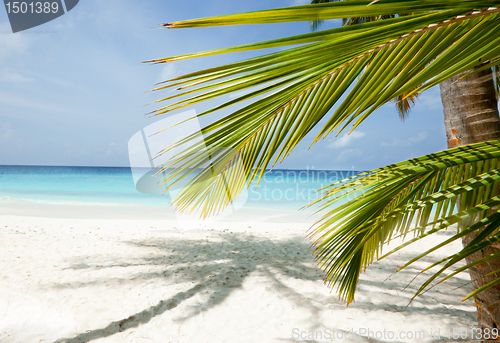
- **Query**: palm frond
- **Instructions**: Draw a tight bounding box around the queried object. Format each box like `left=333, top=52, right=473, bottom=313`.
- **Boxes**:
left=148, top=2, right=500, bottom=218
left=162, top=1, right=500, bottom=28
left=395, top=88, right=419, bottom=120
left=309, top=0, right=416, bottom=119
left=309, top=0, right=396, bottom=31
left=308, top=141, right=500, bottom=303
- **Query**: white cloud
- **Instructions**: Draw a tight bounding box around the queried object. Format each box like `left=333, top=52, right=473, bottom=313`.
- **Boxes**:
left=335, top=148, right=362, bottom=162
left=0, top=23, right=31, bottom=63
left=417, top=90, right=442, bottom=110
left=0, top=91, right=84, bottom=115
left=0, top=122, right=14, bottom=143
left=328, top=131, right=366, bottom=149
left=0, top=68, right=34, bottom=83
left=0, top=129, right=14, bottom=142
left=106, top=142, right=125, bottom=155
left=45, top=77, right=83, bottom=90
left=381, top=131, right=429, bottom=147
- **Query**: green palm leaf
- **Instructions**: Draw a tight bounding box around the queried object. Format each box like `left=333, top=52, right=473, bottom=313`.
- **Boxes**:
left=308, top=141, right=500, bottom=303
left=144, top=1, right=500, bottom=306
left=161, top=1, right=499, bottom=28
left=147, top=1, right=500, bottom=220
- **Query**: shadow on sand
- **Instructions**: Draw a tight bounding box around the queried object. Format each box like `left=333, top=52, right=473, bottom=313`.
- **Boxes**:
left=52, top=230, right=476, bottom=343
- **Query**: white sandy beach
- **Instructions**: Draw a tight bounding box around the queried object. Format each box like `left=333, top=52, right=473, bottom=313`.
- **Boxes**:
left=0, top=212, right=478, bottom=343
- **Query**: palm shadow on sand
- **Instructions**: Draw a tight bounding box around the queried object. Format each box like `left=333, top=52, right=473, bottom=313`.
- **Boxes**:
left=52, top=230, right=476, bottom=343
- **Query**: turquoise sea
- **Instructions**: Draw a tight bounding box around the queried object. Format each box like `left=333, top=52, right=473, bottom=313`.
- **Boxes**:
left=0, top=165, right=364, bottom=219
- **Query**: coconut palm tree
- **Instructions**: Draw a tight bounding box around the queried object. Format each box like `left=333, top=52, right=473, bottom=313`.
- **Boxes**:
left=145, top=0, right=500, bottom=330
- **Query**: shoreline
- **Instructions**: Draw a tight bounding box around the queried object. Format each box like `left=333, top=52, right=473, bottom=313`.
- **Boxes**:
left=0, top=199, right=319, bottom=223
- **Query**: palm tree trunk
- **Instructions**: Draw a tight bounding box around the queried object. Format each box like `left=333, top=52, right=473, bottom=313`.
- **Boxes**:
left=440, top=66, right=500, bottom=330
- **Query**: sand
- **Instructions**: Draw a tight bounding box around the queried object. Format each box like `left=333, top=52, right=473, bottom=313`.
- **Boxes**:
left=0, top=214, right=478, bottom=343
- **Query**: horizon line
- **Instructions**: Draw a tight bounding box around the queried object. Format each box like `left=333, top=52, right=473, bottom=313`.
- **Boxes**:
left=0, top=164, right=367, bottom=172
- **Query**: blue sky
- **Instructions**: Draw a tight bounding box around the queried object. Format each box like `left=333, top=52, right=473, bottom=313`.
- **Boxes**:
left=0, top=0, right=450, bottom=170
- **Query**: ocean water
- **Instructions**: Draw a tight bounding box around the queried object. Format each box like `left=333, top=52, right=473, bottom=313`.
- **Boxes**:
left=0, top=165, right=364, bottom=218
